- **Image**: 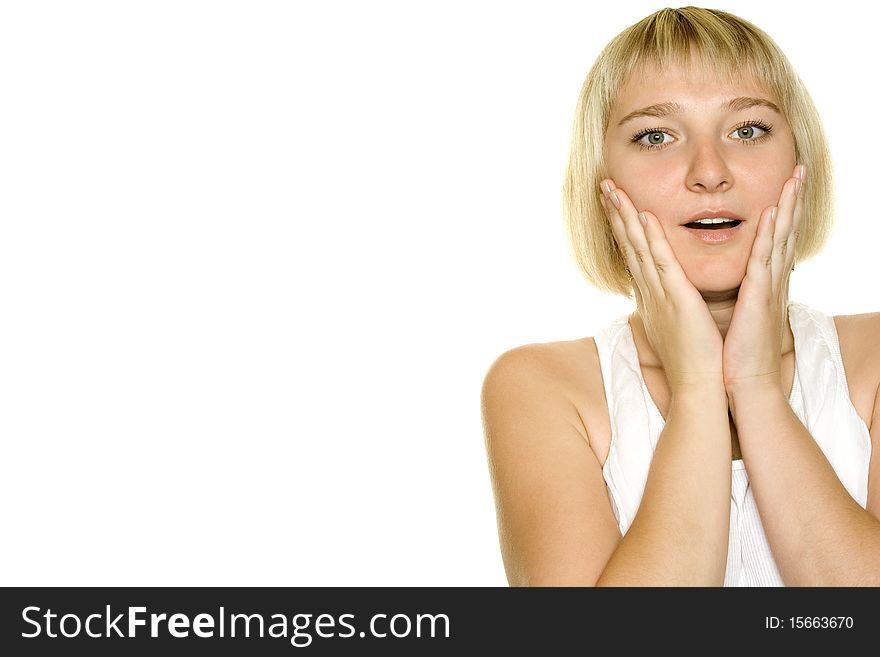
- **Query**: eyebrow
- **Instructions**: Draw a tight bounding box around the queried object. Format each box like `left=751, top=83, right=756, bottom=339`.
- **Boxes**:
left=617, top=96, right=781, bottom=127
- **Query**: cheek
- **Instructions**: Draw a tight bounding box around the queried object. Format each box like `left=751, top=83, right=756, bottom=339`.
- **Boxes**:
left=751, top=178, right=787, bottom=211
left=743, top=152, right=795, bottom=197
left=612, top=165, right=678, bottom=210
left=633, top=185, right=680, bottom=227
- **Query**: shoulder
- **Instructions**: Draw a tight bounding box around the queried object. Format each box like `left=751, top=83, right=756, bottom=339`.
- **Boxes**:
left=833, top=309, right=880, bottom=337
left=835, top=312, right=880, bottom=520
left=833, top=311, right=880, bottom=424
left=489, top=337, right=598, bottom=383
left=482, top=338, right=598, bottom=400
left=481, top=338, right=601, bottom=442
left=833, top=311, right=880, bottom=387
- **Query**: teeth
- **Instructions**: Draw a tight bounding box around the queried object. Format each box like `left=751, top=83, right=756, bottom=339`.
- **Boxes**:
left=693, top=217, right=737, bottom=224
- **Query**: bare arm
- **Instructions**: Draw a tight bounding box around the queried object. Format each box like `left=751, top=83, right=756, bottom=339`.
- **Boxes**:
left=596, top=386, right=732, bottom=585
left=726, top=381, right=880, bottom=586
left=481, top=345, right=732, bottom=586
left=480, top=345, right=620, bottom=586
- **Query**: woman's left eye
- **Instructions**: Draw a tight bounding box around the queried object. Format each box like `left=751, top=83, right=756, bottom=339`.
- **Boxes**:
left=730, top=123, right=770, bottom=141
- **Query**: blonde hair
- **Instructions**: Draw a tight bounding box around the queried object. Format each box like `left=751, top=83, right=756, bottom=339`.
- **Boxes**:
left=563, top=6, right=834, bottom=299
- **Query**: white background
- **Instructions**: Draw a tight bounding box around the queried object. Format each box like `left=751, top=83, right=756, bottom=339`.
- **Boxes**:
left=0, top=1, right=875, bottom=586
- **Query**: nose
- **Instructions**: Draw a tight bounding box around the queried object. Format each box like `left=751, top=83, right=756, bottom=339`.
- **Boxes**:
left=685, top=141, right=732, bottom=193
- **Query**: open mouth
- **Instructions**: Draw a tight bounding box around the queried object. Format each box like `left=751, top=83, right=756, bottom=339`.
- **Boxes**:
left=682, top=220, right=743, bottom=230
left=681, top=220, right=744, bottom=244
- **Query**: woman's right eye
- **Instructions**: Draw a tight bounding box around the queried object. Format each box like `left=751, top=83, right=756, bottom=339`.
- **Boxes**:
left=631, top=129, right=673, bottom=151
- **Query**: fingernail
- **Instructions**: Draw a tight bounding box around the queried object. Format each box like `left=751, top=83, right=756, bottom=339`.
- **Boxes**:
left=601, top=180, right=615, bottom=195
left=771, top=206, right=778, bottom=221
left=795, top=179, right=802, bottom=195
left=638, top=212, right=647, bottom=226
left=799, top=164, right=807, bottom=180
left=610, top=191, right=621, bottom=209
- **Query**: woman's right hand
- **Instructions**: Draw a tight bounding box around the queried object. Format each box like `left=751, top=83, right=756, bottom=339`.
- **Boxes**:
left=599, top=179, right=724, bottom=394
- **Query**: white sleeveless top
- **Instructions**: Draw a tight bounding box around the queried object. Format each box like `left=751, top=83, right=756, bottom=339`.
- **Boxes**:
left=593, top=300, right=872, bottom=586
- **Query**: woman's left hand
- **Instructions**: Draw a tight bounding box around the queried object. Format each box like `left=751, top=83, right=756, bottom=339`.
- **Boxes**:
left=722, top=164, right=806, bottom=395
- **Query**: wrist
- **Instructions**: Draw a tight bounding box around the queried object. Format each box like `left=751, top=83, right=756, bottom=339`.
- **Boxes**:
left=726, top=382, right=787, bottom=423
left=669, top=381, right=729, bottom=408
left=724, top=372, right=783, bottom=397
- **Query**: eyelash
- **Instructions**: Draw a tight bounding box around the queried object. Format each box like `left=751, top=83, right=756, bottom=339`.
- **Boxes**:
left=630, top=119, right=774, bottom=151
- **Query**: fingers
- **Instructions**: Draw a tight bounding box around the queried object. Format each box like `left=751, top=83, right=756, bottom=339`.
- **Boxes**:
left=770, top=164, right=806, bottom=288
left=640, top=209, right=695, bottom=295
left=600, top=180, right=663, bottom=300
left=792, top=165, right=806, bottom=268
left=748, top=204, right=777, bottom=294
left=600, top=179, right=692, bottom=303
left=750, top=164, right=805, bottom=299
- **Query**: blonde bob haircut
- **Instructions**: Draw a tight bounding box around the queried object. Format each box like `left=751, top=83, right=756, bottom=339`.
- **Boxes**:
left=563, top=6, right=834, bottom=299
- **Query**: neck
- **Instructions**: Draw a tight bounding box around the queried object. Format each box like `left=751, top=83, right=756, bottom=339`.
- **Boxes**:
left=700, top=287, right=739, bottom=341
left=629, top=287, right=795, bottom=368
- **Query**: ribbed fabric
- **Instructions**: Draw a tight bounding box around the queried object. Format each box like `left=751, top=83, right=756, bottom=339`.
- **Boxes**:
left=593, top=301, right=872, bottom=586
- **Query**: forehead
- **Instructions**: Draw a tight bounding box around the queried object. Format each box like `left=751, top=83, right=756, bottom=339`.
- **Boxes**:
left=613, top=63, right=772, bottom=115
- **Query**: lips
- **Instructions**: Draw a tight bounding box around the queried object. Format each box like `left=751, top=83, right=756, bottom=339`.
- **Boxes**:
left=683, top=219, right=742, bottom=230
left=682, top=221, right=744, bottom=244
left=680, top=209, right=746, bottom=226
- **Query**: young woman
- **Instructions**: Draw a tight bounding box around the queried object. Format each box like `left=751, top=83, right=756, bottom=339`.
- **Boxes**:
left=481, top=7, right=880, bottom=586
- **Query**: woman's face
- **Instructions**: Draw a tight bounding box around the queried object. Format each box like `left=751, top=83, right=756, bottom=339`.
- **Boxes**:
left=603, top=63, right=797, bottom=293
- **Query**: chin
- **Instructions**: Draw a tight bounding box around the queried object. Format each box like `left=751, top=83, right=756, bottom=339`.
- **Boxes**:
left=695, top=276, right=745, bottom=297
left=690, top=269, right=746, bottom=293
